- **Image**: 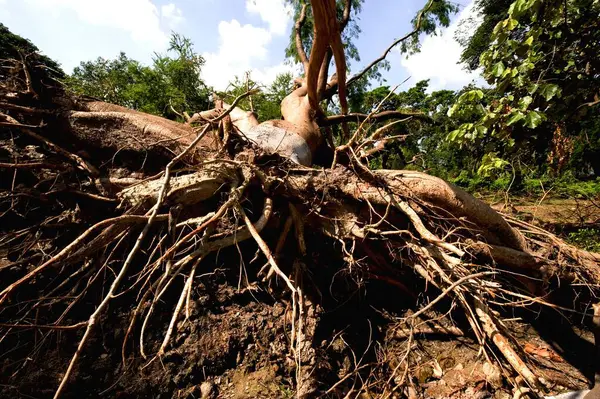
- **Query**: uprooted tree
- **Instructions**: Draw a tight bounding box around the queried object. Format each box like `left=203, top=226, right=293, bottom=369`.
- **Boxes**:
left=1, top=0, right=600, bottom=398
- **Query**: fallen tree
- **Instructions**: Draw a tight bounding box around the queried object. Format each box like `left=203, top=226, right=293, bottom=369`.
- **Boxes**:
left=1, top=1, right=600, bottom=398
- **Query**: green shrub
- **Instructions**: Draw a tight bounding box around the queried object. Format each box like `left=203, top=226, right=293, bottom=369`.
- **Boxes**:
left=567, top=228, right=600, bottom=252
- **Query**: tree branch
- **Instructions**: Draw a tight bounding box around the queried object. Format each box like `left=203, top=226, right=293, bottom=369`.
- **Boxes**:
left=317, top=49, right=333, bottom=99
left=306, top=0, right=333, bottom=111
left=0, top=112, right=99, bottom=176
left=346, top=0, right=434, bottom=87
left=321, top=110, right=429, bottom=126
left=341, top=0, right=351, bottom=30
left=307, top=0, right=350, bottom=139
left=318, top=0, right=350, bottom=100
left=295, top=3, right=310, bottom=71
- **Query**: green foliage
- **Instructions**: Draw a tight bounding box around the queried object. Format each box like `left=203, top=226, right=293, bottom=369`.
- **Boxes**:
left=402, top=0, right=460, bottom=54
left=450, top=0, right=600, bottom=178
left=457, top=0, right=515, bottom=70
left=67, top=33, right=211, bottom=119
left=567, top=228, right=600, bottom=252
left=477, top=152, right=509, bottom=177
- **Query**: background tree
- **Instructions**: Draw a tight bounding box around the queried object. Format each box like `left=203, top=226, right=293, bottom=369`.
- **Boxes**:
left=450, top=0, right=600, bottom=178
left=68, top=33, right=211, bottom=119
left=456, top=0, right=515, bottom=71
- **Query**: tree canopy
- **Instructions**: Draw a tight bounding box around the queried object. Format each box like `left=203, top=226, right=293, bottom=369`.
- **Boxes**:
left=68, top=33, right=211, bottom=119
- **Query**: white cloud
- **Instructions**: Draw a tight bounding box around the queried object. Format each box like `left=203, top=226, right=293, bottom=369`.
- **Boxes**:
left=202, top=20, right=271, bottom=90
left=0, top=0, right=9, bottom=17
left=250, top=62, right=299, bottom=87
left=245, top=0, right=292, bottom=35
left=24, top=0, right=170, bottom=48
left=400, top=1, right=484, bottom=91
left=202, top=0, right=294, bottom=90
left=161, top=3, right=184, bottom=29
left=1, top=0, right=186, bottom=72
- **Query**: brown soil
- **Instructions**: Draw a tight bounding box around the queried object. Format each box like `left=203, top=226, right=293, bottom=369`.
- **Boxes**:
left=491, top=198, right=600, bottom=228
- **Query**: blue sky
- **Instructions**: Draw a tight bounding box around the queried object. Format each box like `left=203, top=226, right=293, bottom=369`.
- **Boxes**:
left=0, top=0, right=483, bottom=92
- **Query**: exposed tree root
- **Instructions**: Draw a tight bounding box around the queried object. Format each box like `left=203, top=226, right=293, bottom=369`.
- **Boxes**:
left=1, top=50, right=600, bottom=399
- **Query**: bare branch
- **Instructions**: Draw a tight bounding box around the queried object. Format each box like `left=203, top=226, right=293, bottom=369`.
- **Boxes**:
left=208, top=89, right=260, bottom=123
left=318, top=0, right=350, bottom=98
left=359, top=134, right=410, bottom=158
left=316, top=49, right=333, bottom=99
left=295, top=3, right=310, bottom=71
left=321, top=110, right=429, bottom=126
left=306, top=1, right=333, bottom=110
left=346, top=0, right=435, bottom=87
left=0, top=102, right=51, bottom=114
left=317, top=0, right=352, bottom=100
left=0, top=162, right=69, bottom=170
left=341, top=0, right=351, bottom=30
left=406, top=272, right=495, bottom=322
left=307, top=0, right=349, bottom=137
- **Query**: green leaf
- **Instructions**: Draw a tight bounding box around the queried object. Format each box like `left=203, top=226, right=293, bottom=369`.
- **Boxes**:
left=523, top=36, right=534, bottom=47
left=506, top=18, right=519, bottom=30
left=518, top=96, right=533, bottom=110
left=475, top=125, right=488, bottom=138
left=565, top=59, right=575, bottom=71
left=477, top=153, right=509, bottom=177
left=501, top=67, right=513, bottom=78
left=491, top=62, right=505, bottom=78
left=507, top=112, right=526, bottom=125
left=524, top=111, right=544, bottom=128
left=527, top=83, right=539, bottom=94
left=447, top=104, right=459, bottom=117
left=493, top=20, right=505, bottom=35
left=458, top=90, right=484, bottom=103
left=447, top=129, right=460, bottom=141
left=518, top=61, right=535, bottom=73
left=538, top=83, right=561, bottom=101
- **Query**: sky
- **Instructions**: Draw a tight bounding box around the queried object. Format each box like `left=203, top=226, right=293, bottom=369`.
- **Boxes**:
left=0, top=0, right=484, bottom=92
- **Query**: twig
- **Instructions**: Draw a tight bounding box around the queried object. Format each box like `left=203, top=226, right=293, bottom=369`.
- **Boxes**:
left=238, top=204, right=296, bottom=293
left=294, top=3, right=309, bottom=70
left=0, top=322, right=87, bottom=330
left=346, top=0, right=435, bottom=87
left=0, top=162, right=68, bottom=170
left=0, top=121, right=42, bottom=129
left=0, top=215, right=168, bottom=305
left=157, top=257, right=201, bottom=355
left=323, top=110, right=427, bottom=126
left=188, top=89, right=259, bottom=125
left=406, top=272, right=494, bottom=322
left=473, top=298, right=542, bottom=391
left=53, top=125, right=212, bottom=398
